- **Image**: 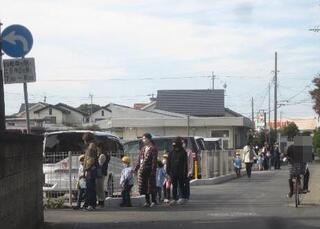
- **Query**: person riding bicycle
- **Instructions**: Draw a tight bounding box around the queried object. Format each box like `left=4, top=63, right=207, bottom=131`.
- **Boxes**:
left=285, top=145, right=310, bottom=198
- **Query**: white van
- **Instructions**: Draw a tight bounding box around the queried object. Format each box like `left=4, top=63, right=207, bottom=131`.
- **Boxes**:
left=43, top=130, right=124, bottom=198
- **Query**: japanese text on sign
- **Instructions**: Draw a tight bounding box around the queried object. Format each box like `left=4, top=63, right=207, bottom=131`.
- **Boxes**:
left=3, top=58, right=36, bottom=84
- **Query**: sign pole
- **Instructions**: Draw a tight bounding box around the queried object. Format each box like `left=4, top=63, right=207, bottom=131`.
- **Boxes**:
left=0, top=21, right=6, bottom=131
left=22, top=56, right=31, bottom=134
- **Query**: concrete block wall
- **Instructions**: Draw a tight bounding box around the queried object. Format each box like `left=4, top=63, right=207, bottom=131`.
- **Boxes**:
left=0, top=133, right=44, bottom=229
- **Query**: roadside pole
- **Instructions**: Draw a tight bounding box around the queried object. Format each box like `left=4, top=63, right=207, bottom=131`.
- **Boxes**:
left=68, top=151, right=72, bottom=207
left=23, top=57, right=31, bottom=134
left=1, top=24, right=34, bottom=134
left=0, top=21, right=6, bottom=131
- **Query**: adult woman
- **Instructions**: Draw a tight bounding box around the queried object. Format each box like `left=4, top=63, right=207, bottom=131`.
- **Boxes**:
left=167, top=137, right=188, bottom=205
left=242, top=141, right=257, bottom=178
left=134, top=133, right=158, bottom=207
left=82, top=132, right=98, bottom=210
left=95, top=142, right=110, bottom=208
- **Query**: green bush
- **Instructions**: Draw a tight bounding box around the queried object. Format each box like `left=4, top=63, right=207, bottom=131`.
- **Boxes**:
left=45, top=197, right=65, bottom=209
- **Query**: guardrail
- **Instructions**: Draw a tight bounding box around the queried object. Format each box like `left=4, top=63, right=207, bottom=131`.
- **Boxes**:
left=200, top=150, right=236, bottom=179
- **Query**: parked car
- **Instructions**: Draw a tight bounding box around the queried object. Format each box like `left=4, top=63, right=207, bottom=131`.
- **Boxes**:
left=202, top=137, right=222, bottom=151
left=123, top=136, right=202, bottom=178
left=43, top=130, right=124, bottom=198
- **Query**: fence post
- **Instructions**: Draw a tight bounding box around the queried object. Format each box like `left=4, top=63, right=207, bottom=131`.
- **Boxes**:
left=68, top=151, right=72, bottom=207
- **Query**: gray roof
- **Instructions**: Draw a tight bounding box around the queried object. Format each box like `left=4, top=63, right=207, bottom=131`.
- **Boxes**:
left=155, top=89, right=225, bottom=116
left=19, top=103, right=38, bottom=113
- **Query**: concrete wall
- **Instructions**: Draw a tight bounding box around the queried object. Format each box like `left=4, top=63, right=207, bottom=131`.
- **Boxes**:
left=0, top=133, right=44, bottom=229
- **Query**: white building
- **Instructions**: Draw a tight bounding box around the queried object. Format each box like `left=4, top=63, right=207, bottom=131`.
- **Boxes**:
left=92, top=90, right=253, bottom=149
left=6, top=102, right=89, bottom=133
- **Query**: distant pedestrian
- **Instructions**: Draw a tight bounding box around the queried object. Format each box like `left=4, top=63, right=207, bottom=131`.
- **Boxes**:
left=233, top=152, right=242, bottom=177
left=257, top=152, right=264, bottom=171
left=73, top=155, right=86, bottom=210
left=82, top=132, right=98, bottom=211
left=262, top=144, right=270, bottom=170
left=274, top=143, right=281, bottom=170
left=120, top=156, right=134, bottom=207
left=162, top=154, right=171, bottom=204
left=182, top=138, right=194, bottom=201
left=167, top=137, right=188, bottom=205
left=156, top=160, right=166, bottom=204
left=134, top=133, right=158, bottom=208
left=242, top=141, right=257, bottom=178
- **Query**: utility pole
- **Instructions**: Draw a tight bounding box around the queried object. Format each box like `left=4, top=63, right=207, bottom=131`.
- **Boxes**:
left=274, top=52, right=278, bottom=134
left=0, top=21, right=6, bottom=131
left=268, top=83, right=271, bottom=144
left=251, top=97, right=254, bottom=129
left=89, top=93, right=93, bottom=122
left=211, top=71, right=215, bottom=90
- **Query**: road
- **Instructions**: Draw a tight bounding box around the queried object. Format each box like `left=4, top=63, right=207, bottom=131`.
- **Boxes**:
left=45, top=165, right=320, bottom=229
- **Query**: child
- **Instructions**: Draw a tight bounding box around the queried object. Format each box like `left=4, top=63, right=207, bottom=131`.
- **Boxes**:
left=156, top=160, right=166, bottom=204
left=233, top=152, right=242, bottom=177
left=74, top=154, right=86, bottom=210
left=120, top=156, right=134, bottom=207
left=162, top=154, right=171, bottom=204
left=257, top=153, right=264, bottom=171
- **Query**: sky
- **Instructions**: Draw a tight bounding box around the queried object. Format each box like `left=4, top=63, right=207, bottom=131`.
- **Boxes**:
left=1, top=0, right=320, bottom=120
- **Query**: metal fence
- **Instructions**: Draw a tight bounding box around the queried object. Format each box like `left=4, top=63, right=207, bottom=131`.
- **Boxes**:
left=200, top=150, right=236, bottom=179
left=43, top=150, right=237, bottom=207
left=43, top=151, right=125, bottom=207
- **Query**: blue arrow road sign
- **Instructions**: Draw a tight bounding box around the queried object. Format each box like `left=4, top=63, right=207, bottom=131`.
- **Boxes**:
left=2, top=24, right=33, bottom=58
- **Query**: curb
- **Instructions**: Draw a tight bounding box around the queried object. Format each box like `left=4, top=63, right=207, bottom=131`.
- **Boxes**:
left=105, top=195, right=145, bottom=207
left=190, top=171, right=245, bottom=186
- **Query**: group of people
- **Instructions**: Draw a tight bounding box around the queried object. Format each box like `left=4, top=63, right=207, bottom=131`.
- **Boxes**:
left=132, top=134, right=194, bottom=208
left=233, top=142, right=283, bottom=179
left=75, top=133, right=194, bottom=210
left=74, top=133, right=110, bottom=211
left=233, top=141, right=311, bottom=198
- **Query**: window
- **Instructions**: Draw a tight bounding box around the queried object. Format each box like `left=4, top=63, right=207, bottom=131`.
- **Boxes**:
left=44, top=116, right=56, bottom=124
left=49, top=108, right=52, bottom=115
left=211, top=130, right=229, bottom=138
left=8, top=122, right=15, bottom=126
left=101, top=110, right=105, bottom=116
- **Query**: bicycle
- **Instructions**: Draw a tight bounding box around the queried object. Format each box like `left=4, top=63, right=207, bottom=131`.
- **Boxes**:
left=292, top=175, right=308, bottom=208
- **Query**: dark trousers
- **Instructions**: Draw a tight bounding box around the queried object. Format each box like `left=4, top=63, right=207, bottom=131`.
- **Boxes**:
left=172, top=176, right=186, bottom=200
left=84, top=178, right=96, bottom=208
left=184, top=177, right=191, bottom=200
left=303, top=168, right=310, bottom=190
left=121, top=185, right=133, bottom=206
left=235, top=167, right=241, bottom=177
left=76, top=188, right=86, bottom=208
left=145, top=193, right=156, bottom=204
left=156, top=187, right=162, bottom=203
left=245, top=163, right=253, bottom=178
left=163, top=184, right=171, bottom=200
left=274, top=158, right=281, bottom=169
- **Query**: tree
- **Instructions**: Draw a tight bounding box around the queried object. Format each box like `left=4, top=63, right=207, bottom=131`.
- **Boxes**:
left=281, top=122, right=299, bottom=141
left=77, top=104, right=101, bottom=115
left=310, top=75, right=320, bottom=116
left=313, top=128, right=320, bottom=156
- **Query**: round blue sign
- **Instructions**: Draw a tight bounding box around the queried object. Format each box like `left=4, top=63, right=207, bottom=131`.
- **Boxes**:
left=2, top=24, right=33, bottom=58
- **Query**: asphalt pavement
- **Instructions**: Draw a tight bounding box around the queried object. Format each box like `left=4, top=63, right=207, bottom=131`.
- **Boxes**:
left=45, top=164, right=320, bottom=229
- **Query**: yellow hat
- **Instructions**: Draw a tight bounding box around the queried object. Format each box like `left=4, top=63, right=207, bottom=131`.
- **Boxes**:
left=163, top=154, right=168, bottom=159
left=122, top=156, right=130, bottom=164
left=79, top=154, right=85, bottom=161
left=236, top=152, right=241, bottom=155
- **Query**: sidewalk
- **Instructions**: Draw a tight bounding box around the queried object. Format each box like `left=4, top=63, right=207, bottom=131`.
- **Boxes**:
left=303, top=161, right=320, bottom=206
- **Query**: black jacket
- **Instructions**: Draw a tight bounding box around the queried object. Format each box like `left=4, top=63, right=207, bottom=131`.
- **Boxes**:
left=167, top=147, right=188, bottom=178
